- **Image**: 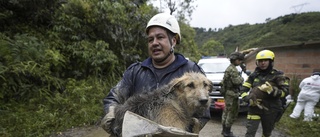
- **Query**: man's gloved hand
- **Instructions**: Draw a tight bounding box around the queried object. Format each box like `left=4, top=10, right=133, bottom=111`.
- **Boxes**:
left=240, top=63, right=246, bottom=72
left=100, top=106, right=115, bottom=134
left=258, top=82, right=273, bottom=94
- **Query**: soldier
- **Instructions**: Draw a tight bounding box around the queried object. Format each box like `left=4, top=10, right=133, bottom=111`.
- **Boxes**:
left=240, top=49, right=290, bottom=137
left=221, top=52, right=245, bottom=137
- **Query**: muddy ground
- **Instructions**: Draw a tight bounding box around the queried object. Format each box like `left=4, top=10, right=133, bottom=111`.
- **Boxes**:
left=51, top=112, right=288, bottom=137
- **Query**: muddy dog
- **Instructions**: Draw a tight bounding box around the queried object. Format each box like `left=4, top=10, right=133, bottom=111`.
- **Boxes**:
left=110, top=72, right=213, bottom=136
left=248, top=75, right=289, bottom=110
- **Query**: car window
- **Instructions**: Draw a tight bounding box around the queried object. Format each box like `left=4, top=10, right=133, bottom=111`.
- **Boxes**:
left=198, top=62, right=230, bottom=73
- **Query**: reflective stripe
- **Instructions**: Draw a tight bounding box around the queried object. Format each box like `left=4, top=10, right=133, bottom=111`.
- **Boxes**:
left=247, top=114, right=261, bottom=120
left=253, top=78, right=260, bottom=83
left=241, top=92, right=248, bottom=97
left=281, top=91, right=285, bottom=97
left=243, top=82, right=251, bottom=88
left=284, top=79, right=290, bottom=85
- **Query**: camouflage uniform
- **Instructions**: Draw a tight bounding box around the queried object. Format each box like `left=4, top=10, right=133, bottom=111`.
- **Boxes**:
left=241, top=68, right=289, bottom=137
left=221, top=63, right=244, bottom=134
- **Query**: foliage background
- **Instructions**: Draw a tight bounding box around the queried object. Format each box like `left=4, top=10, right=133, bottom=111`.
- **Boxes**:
left=1, top=0, right=320, bottom=136
left=0, top=0, right=198, bottom=136
left=194, top=12, right=320, bottom=56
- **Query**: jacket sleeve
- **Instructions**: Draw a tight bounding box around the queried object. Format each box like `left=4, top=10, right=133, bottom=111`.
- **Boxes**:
left=240, top=74, right=254, bottom=94
left=270, top=75, right=290, bottom=98
left=230, top=67, right=244, bottom=87
left=102, top=82, right=122, bottom=114
left=299, top=79, right=306, bottom=89
left=190, top=60, right=206, bottom=74
left=103, top=64, right=138, bottom=114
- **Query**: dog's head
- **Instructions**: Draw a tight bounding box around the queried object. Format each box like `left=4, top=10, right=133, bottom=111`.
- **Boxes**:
left=168, top=72, right=213, bottom=112
left=269, top=75, right=290, bottom=87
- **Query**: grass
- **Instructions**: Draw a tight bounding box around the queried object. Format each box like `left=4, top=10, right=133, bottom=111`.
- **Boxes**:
left=276, top=102, right=320, bottom=137
left=276, top=74, right=320, bottom=137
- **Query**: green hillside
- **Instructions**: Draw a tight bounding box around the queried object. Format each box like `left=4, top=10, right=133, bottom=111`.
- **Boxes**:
left=194, top=12, right=320, bottom=54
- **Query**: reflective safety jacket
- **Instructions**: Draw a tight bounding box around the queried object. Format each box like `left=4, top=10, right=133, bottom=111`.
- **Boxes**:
left=241, top=68, right=290, bottom=114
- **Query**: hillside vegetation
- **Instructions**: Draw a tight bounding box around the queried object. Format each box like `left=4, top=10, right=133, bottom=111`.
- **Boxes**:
left=193, top=12, right=320, bottom=137
left=194, top=12, right=320, bottom=55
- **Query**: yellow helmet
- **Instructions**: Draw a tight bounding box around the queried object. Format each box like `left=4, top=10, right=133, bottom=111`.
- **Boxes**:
left=256, top=50, right=275, bottom=60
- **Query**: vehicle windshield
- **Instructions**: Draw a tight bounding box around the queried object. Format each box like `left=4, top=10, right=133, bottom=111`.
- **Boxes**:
left=198, top=63, right=230, bottom=73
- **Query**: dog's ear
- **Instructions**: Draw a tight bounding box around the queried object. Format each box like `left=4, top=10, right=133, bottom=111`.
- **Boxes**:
left=166, top=78, right=183, bottom=94
left=278, top=76, right=290, bottom=86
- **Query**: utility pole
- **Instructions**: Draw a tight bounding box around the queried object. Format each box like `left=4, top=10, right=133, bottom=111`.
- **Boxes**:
left=159, top=0, right=162, bottom=12
left=290, top=3, right=309, bottom=13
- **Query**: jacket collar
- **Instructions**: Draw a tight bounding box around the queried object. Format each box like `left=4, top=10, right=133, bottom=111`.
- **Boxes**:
left=141, top=53, right=188, bottom=69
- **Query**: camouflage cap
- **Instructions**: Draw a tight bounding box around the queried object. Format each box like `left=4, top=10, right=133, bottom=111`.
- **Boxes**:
left=229, top=52, right=244, bottom=60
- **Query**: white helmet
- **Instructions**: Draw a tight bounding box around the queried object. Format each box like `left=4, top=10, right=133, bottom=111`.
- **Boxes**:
left=146, top=13, right=181, bottom=44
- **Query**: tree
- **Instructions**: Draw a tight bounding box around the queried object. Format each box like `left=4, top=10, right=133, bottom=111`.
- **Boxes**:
left=154, top=0, right=196, bottom=20
left=176, top=21, right=201, bottom=61
left=200, top=40, right=224, bottom=56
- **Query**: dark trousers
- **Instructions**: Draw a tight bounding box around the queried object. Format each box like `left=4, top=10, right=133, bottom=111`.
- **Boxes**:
left=245, top=109, right=280, bottom=137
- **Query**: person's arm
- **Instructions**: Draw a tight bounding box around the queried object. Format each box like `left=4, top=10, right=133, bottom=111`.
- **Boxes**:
left=103, top=83, right=122, bottom=114
left=268, top=75, right=290, bottom=98
left=103, top=64, right=137, bottom=114
left=100, top=64, right=137, bottom=135
left=299, top=79, right=306, bottom=89
left=230, top=66, right=244, bottom=87
left=240, top=74, right=255, bottom=101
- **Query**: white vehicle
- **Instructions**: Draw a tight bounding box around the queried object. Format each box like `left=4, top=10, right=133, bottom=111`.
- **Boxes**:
left=198, top=56, right=250, bottom=112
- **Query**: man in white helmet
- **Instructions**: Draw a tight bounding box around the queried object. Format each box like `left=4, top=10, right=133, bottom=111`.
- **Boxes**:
left=290, top=72, right=320, bottom=121
left=101, top=13, right=210, bottom=136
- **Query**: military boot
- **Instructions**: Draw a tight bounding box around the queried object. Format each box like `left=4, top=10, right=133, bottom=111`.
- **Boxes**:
left=222, top=126, right=237, bottom=137
left=221, top=125, right=226, bottom=135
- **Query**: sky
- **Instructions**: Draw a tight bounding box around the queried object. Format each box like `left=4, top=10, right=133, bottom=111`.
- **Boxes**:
left=189, top=0, right=320, bottom=29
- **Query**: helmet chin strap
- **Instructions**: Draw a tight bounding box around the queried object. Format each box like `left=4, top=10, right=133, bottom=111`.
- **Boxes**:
left=168, top=33, right=175, bottom=54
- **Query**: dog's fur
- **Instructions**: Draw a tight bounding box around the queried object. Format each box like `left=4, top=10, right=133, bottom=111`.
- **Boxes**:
left=248, top=75, right=288, bottom=110
left=111, top=72, right=213, bottom=136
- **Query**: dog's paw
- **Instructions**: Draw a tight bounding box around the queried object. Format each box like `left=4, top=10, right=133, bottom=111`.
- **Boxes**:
left=257, top=104, right=264, bottom=109
left=191, top=118, right=201, bottom=133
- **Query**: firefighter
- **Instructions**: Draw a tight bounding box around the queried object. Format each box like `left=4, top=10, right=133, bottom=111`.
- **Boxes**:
left=240, top=49, right=290, bottom=137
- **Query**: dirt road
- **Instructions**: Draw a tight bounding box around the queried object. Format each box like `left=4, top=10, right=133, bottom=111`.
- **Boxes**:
left=54, top=112, right=287, bottom=137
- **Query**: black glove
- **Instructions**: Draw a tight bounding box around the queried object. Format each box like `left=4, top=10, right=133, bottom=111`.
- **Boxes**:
left=240, top=63, right=246, bottom=72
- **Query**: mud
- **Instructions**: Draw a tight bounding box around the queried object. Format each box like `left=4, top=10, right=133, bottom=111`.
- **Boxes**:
left=53, top=112, right=288, bottom=137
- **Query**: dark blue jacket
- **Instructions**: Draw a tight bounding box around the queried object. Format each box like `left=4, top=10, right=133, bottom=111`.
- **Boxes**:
left=103, top=53, right=210, bottom=124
